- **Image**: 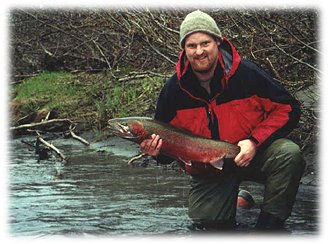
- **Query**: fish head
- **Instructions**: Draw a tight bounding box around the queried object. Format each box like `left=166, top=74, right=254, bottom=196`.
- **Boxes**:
left=108, top=118, right=148, bottom=142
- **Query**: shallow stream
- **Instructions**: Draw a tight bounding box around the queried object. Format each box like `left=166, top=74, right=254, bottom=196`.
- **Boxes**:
left=9, top=135, right=319, bottom=237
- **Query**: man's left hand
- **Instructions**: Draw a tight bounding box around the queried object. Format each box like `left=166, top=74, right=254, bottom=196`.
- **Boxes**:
left=234, top=139, right=257, bottom=167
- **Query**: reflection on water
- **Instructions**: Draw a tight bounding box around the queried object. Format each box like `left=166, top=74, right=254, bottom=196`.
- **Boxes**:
left=9, top=136, right=318, bottom=236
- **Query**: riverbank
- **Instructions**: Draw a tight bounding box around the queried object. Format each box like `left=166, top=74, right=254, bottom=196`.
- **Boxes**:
left=10, top=71, right=318, bottom=186
left=11, top=70, right=169, bottom=136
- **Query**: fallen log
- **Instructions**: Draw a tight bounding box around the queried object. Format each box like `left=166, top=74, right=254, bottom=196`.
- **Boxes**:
left=10, top=118, right=74, bottom=133
left=36, top=131, right=67, bottom=162
left=69, top=125, right=90, bottom=146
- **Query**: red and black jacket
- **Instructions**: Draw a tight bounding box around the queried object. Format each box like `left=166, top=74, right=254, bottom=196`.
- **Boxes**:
left=155, top=37, right=301, bottom=175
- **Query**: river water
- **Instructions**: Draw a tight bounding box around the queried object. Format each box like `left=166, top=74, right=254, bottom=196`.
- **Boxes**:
left=8, top=135, right=319, bottom=237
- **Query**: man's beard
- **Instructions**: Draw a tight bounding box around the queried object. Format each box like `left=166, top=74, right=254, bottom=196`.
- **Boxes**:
left=192, top=59, right=217, bottom=74
left=194, top=66, right=212, bottom=74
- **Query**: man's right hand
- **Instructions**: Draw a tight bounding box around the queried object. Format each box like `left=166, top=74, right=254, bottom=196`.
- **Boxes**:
left=140, top=134, right=162, bottom=156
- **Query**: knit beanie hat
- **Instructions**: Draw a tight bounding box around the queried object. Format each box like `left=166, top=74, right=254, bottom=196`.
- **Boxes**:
left=179, top=10, right=222, bottom=48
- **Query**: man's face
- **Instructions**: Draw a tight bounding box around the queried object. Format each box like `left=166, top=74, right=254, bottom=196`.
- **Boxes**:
left=184, top=32, right=219, bottom=74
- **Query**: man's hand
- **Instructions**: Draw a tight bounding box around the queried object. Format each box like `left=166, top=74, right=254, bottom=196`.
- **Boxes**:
left=140, top=134, right=162, bottom=156
left=234, top=139, right=257, bottom=167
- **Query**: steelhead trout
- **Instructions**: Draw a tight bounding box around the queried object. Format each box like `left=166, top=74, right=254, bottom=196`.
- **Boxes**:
left=108, top=117, right=240, bottom=170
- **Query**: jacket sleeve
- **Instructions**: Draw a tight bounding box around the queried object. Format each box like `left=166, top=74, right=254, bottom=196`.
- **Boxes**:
left=154, top=76, right=177, bottom=123
left=247, top=65, right=301, bottom=150
left=153, top=76, right=177, bottom=164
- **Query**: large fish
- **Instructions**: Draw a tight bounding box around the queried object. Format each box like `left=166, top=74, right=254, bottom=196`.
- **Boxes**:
left=108, top=117, right=240, bottom=170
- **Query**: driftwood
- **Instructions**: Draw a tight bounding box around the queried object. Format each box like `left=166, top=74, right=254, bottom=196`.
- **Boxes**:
left=12, top=118, right=90, bottom=146
left=127, top=153, right=146, bottom=165
left=43, top=111, right=51, bottom=121
left=69, top=130, right=90, bottom=146
left=36, top=131, right=67, bottom=162
left=10, top=118, right=74, bottom=132
left=22, top=138, right=51, bottom=161
left=68, top=125, right=90, bottom=146
left=16, top=118, right=90, bottom=163
left=21, top=139, right=36, bottom=149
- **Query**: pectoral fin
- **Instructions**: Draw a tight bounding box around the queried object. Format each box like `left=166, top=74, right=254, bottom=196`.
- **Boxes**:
left=209, top=159, right=224, bottom=170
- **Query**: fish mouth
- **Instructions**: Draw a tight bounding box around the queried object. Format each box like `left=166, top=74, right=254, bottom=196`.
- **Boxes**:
left=108, top=117, right=151, bottom=140
left=107, top=120, right=136, bottom=139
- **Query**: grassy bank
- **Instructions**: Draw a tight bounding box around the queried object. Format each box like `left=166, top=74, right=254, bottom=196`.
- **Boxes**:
left=10, top=70, right=317, bottom=152
left=11, top=71, right=167, bottom=134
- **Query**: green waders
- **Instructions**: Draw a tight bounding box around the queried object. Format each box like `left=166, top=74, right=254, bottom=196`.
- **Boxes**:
left=188, top=139, right=306, bottom=228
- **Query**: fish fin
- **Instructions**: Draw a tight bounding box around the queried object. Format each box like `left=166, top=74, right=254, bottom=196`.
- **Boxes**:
left=178, top=158, right=192, bottom=166
left=209, top=159, right=224, bottom=170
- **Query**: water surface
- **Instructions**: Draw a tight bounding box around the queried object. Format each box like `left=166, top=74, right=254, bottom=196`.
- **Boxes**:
left=9, top=135, right=318, bottom=236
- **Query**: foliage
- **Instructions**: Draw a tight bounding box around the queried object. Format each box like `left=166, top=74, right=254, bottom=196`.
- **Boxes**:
left=13, top=72, right=80, bottom=116
left=12, top=71, right=166, bottom=132
left=10, top=9, right=318, bottom=88
left=9, top=8, right=319, bottom=149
